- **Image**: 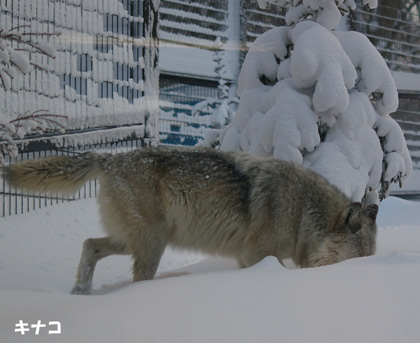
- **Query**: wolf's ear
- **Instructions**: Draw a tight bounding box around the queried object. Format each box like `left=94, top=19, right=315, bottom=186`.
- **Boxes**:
left=336, top=202, right=363, bottom=232
left=363, top=204, right=378, bottom=222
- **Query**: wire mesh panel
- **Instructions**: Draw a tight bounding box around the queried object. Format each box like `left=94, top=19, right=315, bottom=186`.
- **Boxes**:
left=348, top=1, right=420, bottom=190
left=1, top=137, right=144, bottom=217
left=159, top=74, right=219, bottom=146
left=392, top=92, right=420, bottom=168
left=349, top=0, right=420, bottom=74
left=242, top=1, right=286, bottom=43
left=160, top=0, right=229, bottom=45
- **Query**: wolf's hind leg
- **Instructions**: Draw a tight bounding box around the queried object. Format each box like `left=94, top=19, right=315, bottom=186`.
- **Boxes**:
left=71, top=237, right=128, bottom=295
left=130, top=230, right=167, bottom=283
left=238, top=253, right=264, bottom=268
left=237, top=246, right=272, bottom=268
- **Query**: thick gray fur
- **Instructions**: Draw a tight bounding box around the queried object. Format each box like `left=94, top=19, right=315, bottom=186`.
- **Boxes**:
left=3, top=147, right=378, bottom=294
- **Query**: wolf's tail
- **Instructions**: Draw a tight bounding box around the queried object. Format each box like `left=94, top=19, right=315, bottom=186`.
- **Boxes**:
left=2, top=152, right=108, bottom=196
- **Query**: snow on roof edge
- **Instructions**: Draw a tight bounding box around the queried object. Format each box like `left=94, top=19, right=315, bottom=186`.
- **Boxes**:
left=392, top=71, right=420, bottom=92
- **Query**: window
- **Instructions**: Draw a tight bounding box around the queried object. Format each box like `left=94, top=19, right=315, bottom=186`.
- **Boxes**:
left=99, top=82, right=114, bottom=99
left=120, top=0, right=129, bottom=11
left=60, top=74, right=87, bottom=96
left=130, top=0, right=143, bottom=17
left=122, top=17, right=129, bottom=35
left=112, top=14, right=118, bottom=33
left=77, top=54, right=93, bottom=72
left=95, top=34, right=113, bottom=53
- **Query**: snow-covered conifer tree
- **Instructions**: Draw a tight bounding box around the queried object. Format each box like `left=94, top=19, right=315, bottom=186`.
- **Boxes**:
left=213, top=0, right=412, bottom=202
left=194, top=37, right=239, bottom=148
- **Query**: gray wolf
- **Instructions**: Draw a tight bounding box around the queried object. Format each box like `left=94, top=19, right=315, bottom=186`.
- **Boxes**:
left=3, top=147, right=378, bottom=294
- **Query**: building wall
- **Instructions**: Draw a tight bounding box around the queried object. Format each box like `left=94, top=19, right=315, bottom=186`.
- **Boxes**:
left=159, top=0, right=420, bottom=171
left=350, top=0, right=420, bottom=74
left=157, top=1, right=288, bottom=146
left=158, top=0, right=232, bottom=146
left=0, top=0, right=158, bottom=148
left=0, top=0, right=160, bottom=216
left=349, top=0, right=420, bottom=168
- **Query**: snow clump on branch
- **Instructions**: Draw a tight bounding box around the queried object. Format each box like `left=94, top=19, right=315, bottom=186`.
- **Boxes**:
left=0, top=25, right=58, bottom=91
left=209, top=0, right=411, bottom=202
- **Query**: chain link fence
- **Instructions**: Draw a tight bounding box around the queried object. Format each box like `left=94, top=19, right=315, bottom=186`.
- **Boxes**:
left=349, top=0, right=420, bottom=74
left=2, top=1, right=420, bottom=217
left=1, top=137, right=144, bottom=217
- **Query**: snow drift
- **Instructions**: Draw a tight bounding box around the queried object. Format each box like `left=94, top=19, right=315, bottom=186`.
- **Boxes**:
left=1, top=197, right=420, bottom=343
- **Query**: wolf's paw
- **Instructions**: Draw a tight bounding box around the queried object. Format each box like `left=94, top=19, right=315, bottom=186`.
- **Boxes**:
left=70, top=283, right=91, bottom=295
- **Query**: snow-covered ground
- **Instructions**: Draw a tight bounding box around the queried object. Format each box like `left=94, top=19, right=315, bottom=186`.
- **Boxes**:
left=1, top=196, right=420, bottom=342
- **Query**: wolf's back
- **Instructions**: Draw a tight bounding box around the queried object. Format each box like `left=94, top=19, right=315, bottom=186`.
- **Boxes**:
left=2, top=152, right=108, bottom=195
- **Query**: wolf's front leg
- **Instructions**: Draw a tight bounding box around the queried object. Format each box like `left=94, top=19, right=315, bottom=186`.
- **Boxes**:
left=71, top=237, right=128, bottom=295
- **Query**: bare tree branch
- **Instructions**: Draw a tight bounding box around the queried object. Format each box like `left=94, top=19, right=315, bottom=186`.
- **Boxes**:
left=0, top=25, right=60, bottom=90
left=1, top=111, right=68, bottom=165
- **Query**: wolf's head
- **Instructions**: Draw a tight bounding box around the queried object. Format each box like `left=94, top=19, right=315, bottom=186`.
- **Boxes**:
left=306, top=202, right=378, bottom=267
